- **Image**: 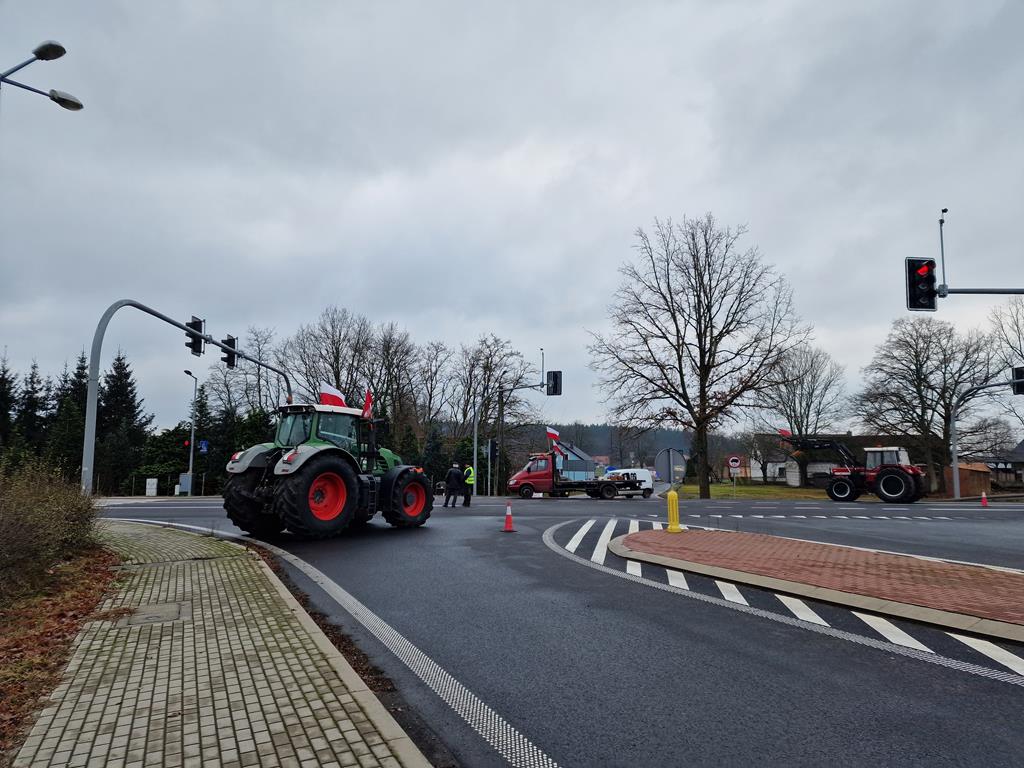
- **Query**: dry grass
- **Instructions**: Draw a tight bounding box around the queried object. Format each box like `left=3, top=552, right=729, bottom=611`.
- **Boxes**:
left=0, top=547, right=121, bottom=762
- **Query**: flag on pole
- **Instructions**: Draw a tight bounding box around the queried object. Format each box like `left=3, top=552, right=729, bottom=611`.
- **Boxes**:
left=361, top=389, right=374, bottom=419
left=546, top=426, right=560, bottom=442
left=319, top=383, right=347, bottom=407
left=777, top=428, right=792, bottom=438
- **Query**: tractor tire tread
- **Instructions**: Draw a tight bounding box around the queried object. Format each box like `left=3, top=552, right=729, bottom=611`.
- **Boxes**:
left=223, top=472, right=285, bottom=537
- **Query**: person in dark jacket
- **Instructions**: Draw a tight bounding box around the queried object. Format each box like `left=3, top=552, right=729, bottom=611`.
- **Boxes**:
left=443, top=463, right=463, bottom=508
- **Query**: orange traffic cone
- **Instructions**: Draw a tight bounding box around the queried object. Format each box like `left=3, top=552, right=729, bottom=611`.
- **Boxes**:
left=502, top=501, right=517, bottom=533
left=981, top=491, right=989, bottom=508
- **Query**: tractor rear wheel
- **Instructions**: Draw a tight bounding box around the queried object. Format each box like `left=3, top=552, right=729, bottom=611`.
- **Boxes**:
left=382, top=471, right=433, bottom=528
left=875, top=468, right=915, bottom=503
left=905, top=474, right=926, bottom=503
left=273, top=454, right=359, bottom=538
left=826, top=477, right=860, bottom=502
left=224, top=471, right=285, bottom=537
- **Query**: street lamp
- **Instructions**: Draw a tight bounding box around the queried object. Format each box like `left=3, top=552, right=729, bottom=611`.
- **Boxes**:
left=184, top=370, right=198, bottom=497
left=1, top=40, right=84, bottom=111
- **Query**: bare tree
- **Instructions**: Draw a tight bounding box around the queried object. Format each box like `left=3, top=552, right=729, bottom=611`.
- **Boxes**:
left=990, top=296, right=1024, bottom=432
left=855, top=317, right=998, bottom=492
left=589, top=214, right=808, bottom=498
left=762, top=345, right=846, bottom=485
left=277, top=306, right=374, bottom=402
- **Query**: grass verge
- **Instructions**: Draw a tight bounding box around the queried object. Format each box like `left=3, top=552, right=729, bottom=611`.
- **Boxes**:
left=0, top=546, right=121, bottom=764
left=673, top=483, right=827, bottom=500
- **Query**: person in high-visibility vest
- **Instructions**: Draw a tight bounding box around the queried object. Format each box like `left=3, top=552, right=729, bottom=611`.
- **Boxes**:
left=462, top=463, right=475, bottom=507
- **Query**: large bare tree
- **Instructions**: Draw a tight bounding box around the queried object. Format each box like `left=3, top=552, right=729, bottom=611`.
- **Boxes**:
left=855, top=317, right=998, bottom=491
left=762, top=345, right=846, bottom=485
left=990, top=296, right=1024, bottom=433
left=589, top=214, right=807, bottom=498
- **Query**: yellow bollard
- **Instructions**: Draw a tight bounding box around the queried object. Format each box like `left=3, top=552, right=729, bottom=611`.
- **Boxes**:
left=666, top=488, right=682, bottom=533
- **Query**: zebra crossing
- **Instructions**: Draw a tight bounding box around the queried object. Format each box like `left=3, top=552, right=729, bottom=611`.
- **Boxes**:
left=553, top=517, right=1024, bottom=677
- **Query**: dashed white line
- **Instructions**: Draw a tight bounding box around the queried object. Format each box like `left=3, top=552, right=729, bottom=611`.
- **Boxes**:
left=665, top=569, right=690, bottom=590
left=716, top=581, right=748, bottom=605
left=853, top=613, right=933, bottom=652
left=833, top=515, right=848, bottom=519
left=791, top=515, right=806, bottom=519
left=591, top=519, right=618, bottom=565
left=565, top=520, right=595, bottom=554
left=948, top=634, right=1024, bottom=675
left=852, top=515, right=870, bottom=519
left=776, top=595, right=829, bottom=626
left=626, top=521, right=642, bottom=576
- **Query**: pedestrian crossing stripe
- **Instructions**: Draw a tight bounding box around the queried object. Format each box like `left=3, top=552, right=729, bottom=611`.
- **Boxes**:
left=553, top=517, right=1024, bottom=679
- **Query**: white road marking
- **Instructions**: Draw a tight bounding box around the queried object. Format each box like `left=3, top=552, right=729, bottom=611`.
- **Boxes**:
left=893, top=516, right=911, bottom=520
left=934, top=516, right=951, bottom=520
left=651, top=522, right=663, bottom=530
left=751, top=515, right=764, bottom=518
left=591, top=519, right=619, bottom=565
left=913, top=516, right=932, bottom=520
left=791, top=515, right=806, bottom=519
left=948, top=634, right=1024, bottom=675
left=874, top=516, right=890, bottom=519
left=853, top=613, right=933, bottom=652
left=565, top=520, right=596, bottom=554
left=769, top=515, right=786, bottom=518
left=665, top=569, right=690, bottom=589
left=626, top=521, right=642, bottom=576
left=776, top=595, right=829, bottom=626
left=833, top=515, right=848, bottom=519
left=852, top=515, right=870, bottom=519
left=715, top=581, right=748, bottom=605
left=729, top=514, right=744, bottom=518
left=812, top=515, right=828, bottom=518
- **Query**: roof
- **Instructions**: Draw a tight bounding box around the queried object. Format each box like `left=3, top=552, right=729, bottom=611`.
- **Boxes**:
left=279, top=403, right=365, bottom=417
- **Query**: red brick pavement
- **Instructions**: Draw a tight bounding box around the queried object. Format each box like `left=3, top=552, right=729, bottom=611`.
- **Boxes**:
left=623, top=529, right=1024, bottom=625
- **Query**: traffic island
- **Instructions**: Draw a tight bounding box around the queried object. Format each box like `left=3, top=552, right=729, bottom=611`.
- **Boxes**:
left=11, top=521, right=430, bottom=768
left=609, top=529, right=1024, bottom=643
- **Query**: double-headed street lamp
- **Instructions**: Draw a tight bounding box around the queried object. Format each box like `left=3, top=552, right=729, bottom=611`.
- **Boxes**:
left=1, top=40, right=84, bottom=111
left=184, top=370, right=198, bottom=497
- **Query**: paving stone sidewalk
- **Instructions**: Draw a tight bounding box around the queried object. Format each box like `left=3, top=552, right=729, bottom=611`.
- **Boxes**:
left=621, top=529, right=1024, bottom=626
left=13, top=521, right=430, bottom=768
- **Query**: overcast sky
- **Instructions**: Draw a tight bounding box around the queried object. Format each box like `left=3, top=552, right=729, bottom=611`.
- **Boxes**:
left=2, top=1, right=1023, bottom=430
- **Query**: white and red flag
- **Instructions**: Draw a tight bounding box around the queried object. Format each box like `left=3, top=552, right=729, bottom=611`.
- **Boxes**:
left=319, top=383, right=347, bottom=408
left=546, top=426, right=560, bottom=442
left=361, top=389, right=374, bottom=419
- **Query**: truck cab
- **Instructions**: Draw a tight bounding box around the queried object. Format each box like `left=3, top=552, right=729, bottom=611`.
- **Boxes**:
left=508, top=455, right=557, bottom=497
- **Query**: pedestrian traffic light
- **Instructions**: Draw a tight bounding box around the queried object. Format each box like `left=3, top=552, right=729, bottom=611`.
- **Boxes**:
left=185, top=316, right=205, bottom=356
left=546, top=370, right=562, bottom=396
left=905, top=258, right=937, bottom=311
left=1012, top=366, right=1024, bottom=396
left=220, top=335, right=237, bottom=368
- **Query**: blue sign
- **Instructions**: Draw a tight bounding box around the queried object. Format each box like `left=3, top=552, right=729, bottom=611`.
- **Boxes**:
left=199, top=440, right=209, bottom=454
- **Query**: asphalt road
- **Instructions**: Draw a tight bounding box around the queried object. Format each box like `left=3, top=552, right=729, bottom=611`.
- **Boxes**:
left=103, top=495, right=1024, bottom=767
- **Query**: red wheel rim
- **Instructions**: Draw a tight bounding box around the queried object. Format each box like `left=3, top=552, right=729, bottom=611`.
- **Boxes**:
left=308, top=472, right=347, bottom=521
left=402, top=482, right=426, bottom=518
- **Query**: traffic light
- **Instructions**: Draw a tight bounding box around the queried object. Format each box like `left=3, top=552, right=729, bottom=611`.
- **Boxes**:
left=905, top=258, right=937, bottom=311
left=546, top=370, right=562, bottom=396
left=183, top=439, right=190, bottom=448
left=185, top=316, right=205, bottom=356
left=221, top=335, right=237, bottom=368
left=1013, top=366, right=1024, bottom=396
left=488, top=438, right=497, bottom=464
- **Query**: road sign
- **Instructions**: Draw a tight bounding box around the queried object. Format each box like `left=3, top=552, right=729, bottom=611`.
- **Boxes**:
left=145, top=478, right=157, bottom=497
left=199, top=439, right=209, bottom=454
left=728, top=456, right=741, bottom=468
left=729, top=467, right=741, bottom=477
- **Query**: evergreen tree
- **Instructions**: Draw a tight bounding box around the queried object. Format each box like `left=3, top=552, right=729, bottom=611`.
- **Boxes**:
left=95, top=352, right=153, bottom=494
left=0, top=352, right=18, bottom=450
left=70, top=352, right=89, bottom=411
left=14, top=362, right=47, bottom=451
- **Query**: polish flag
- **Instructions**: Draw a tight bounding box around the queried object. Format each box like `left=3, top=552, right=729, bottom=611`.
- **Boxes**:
left=546, top=426, right=560, bottom=442
left=361, top=389, right=374, bottom=419
left=777, top=428, right=792, bottom=438
left=319, top=383, right=347, bottom=407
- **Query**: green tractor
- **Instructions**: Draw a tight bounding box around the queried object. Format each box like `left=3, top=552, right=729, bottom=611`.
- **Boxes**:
left=223, top=403, right=432, bottom=538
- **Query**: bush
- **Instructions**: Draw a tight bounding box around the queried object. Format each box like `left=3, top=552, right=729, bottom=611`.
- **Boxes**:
left=0, top=459, right=97, bottom=604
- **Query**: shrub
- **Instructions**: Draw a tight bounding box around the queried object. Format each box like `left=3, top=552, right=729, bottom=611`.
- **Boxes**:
left=0, top=459, right=97, bottom=604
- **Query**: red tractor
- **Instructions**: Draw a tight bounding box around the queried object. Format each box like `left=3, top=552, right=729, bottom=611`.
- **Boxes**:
left=778, top=432, right=927, bottom=503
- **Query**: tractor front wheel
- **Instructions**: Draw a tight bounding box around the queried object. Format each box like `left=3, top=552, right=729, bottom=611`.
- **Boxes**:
left=826, top=477, right=860, bottom=502
left=382, top=471, right=433, bottom=528
left=273, top=455, right=359, bottom=538
left=875, top=468, right=915, bottom=503
left=224, top=471, right=285, bottom=538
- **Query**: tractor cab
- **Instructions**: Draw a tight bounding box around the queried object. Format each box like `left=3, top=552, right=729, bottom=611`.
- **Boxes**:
left=864, top=447, right=911, bottom=470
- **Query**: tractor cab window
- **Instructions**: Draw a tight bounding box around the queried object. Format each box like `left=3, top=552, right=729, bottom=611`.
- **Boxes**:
left=277, top=413, right=313, bottom=447
left=317, top=412, right=358, bottom=451
left=866, top=450, right=899, bottom=469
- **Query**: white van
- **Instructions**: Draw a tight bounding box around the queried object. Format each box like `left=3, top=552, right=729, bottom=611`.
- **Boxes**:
left=602, top=468, right=654, bottom=498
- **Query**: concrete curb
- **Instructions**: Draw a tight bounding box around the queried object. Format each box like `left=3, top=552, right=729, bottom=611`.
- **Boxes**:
left=146, top=524, right=432, bottom=768
left=608, top=535, right=1024, bottom=644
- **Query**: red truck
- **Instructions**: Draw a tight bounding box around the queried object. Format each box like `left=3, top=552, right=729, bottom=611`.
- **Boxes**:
left=507, top=450, right=646, bottom=499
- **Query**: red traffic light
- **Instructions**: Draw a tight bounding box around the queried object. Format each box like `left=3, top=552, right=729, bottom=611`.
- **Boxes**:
left=916, top=264, right=932, bottom=277
left=184, top=440, right=190, bottom=447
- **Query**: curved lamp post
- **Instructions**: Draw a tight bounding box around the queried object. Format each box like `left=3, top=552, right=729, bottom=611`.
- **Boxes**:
left=1, top=40, right=84, bottom=111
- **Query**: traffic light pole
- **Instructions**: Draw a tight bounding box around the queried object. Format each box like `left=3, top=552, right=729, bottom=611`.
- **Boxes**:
left=80, top=299, right=294, bottom=495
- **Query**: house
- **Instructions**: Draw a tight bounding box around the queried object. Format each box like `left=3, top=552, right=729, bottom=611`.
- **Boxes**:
left=979, top=438, right=1024, bottom=488
left=552, top=441, right=596, bottom=481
